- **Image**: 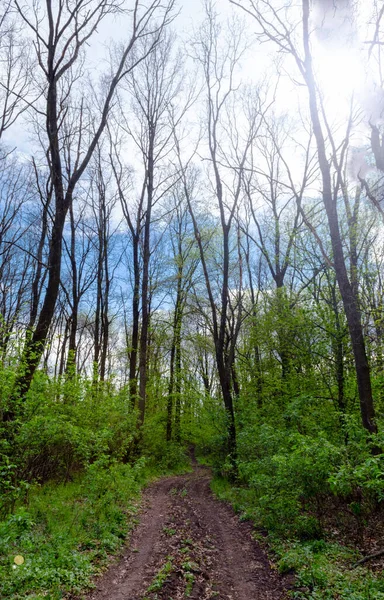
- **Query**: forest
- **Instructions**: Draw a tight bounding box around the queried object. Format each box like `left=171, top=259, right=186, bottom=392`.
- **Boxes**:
left=1, top=0, right=384, bottom=598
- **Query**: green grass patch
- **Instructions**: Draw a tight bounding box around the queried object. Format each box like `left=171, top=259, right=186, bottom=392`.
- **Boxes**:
left=0, top=457, right=148, bottom=599
left=0, top=442, right=192, bottom=600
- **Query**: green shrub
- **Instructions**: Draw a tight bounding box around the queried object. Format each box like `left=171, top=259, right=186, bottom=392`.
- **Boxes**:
left=237, top=427, right=341, bottom=536
left=141, top=413, right=190, bottom=473
left=329, top=454, right=384, bottom=502
left=11, top=377, right=137, bottom=485
left=16, top=415, right=103, bottom=482
left=0, top=457, right=24, bottom=515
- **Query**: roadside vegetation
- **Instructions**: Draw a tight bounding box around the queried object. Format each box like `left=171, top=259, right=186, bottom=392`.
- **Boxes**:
left=0, top=377, right=190, bottom=600
left=1, top=0, right=384, bottom=598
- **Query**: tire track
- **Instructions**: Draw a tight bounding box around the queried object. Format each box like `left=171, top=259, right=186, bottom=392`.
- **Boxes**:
left=83, top=467, right=288, bottom=600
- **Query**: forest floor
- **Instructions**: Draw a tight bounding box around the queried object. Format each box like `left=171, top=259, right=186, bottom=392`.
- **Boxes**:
left=81, top=465, right=290, bottom=600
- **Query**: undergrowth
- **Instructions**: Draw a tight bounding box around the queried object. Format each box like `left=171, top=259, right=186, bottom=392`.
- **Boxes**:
left=210, top=411, right=384, bottom=600
left=0, top=449, right=191, bottom=600
left=0, top=371, right=192, bottom=599
left=0, top=457, right=146, bottom=599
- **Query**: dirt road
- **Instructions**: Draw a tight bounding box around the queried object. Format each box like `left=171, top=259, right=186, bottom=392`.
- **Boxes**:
left=85, top=467, right=288, bottom=600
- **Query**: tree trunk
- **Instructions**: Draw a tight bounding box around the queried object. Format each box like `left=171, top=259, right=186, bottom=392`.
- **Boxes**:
left=138, top=135, right=154, bottom=426
left=65, top=203, right=78, bottom=376
left=14, top=205, right=67, bottom=400
left=167, top=251, right=184, bottom=442
left=129, top=234, right=140, bottom=406
left=302, top=0, right=377, bottom=435
left=174, top=322, right=182, bottom=443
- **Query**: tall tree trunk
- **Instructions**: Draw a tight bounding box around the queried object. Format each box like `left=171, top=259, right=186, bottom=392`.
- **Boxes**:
left=302, top=0, right=377, bottom=435
left=93, top=231, right=103, bottom=386
left=174, top=336, right=182, bottom=443
left=138, top=135, right=154, bottom=425
left=100, top=210, right=110, bottom=382
left=66, top=203, right=78, bottom=376
left=14, top=205, right=68, bottom=400
left=166, top=338, right=176, bottom=442
left=128, top=235, right=140, bottom=406
left=167, top=253, right=184, bottom=442
left=58, top=317, right=70, bottom=378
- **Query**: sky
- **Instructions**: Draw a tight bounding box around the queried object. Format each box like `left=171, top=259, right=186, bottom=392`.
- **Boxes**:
left=2, top=0, right=233, bottom=155
left=3, top=0, right=380, bottom=167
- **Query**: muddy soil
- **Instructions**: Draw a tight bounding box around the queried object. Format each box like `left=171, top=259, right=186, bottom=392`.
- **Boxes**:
left=83, top=466, right=289, bottom=600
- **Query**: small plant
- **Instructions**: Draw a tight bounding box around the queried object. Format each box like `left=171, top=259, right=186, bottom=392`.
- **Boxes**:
left=162, top=526, right=176, bottom=536
left=0, top=458, right=146, bottom=599
left=184, top=571, right=195, bottom=596
left=145, top=556, right=174, bottom=594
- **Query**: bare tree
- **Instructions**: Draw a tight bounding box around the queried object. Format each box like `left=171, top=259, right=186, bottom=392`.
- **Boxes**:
left=242, top=113, right=316, bottom=379
left=0, top=0, right=31, bottom=138
left=0, top=153, right=34, bottom=364
left=176, top=3, right=266, bottom=467
left=164, top=187, right=198, bottom=442
left=112, top=29, right=184, bottom=425
left=89, top=146, right=119, bottom=383
left=9, top=0, right=176, bottom=406
left=110, top=137, right=142, bottom=408
left=60, top=183, right=95, bottom=376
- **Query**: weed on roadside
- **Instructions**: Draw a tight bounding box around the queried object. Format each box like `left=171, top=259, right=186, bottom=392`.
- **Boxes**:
left=144, top=556, right=174, bottom=595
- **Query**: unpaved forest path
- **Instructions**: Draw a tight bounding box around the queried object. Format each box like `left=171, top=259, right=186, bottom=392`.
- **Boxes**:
left=84, top=466, right=289, bottom=600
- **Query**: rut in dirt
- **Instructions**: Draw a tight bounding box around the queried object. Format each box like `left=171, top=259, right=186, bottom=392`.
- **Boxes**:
left=84, top=466, right=289, bottom=600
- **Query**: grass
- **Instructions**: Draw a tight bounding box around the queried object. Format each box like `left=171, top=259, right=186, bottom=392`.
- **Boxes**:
left=0, top=447, right=193, bottom=600
left=0, top=457, right=148, bottom=599
left=0, top=432, right=193, bottom=600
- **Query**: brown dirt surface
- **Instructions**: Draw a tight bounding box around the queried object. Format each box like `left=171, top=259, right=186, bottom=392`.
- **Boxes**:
left=317, top=495, right=384, bottom=571
left=82, top=466, right=289, bottom=600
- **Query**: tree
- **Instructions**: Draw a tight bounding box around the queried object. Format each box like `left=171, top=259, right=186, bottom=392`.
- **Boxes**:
left=177, top=2, right=266, bottom=466
left=10, top=0, right=176, bottom=405
left=0, top=153, right=33, bottom=362
left=241, top=113, right=316, bottom=379
left=231, top=0, right=378, bottom=436
left=0, top=0, right=31, bottom=139
left=164, top=187, right=198, bottom=442
left=112, top=29, right=184, bottom=424
left=110, top=140, right=141, bottom=408
left=90, top=146, right=119, bottom=383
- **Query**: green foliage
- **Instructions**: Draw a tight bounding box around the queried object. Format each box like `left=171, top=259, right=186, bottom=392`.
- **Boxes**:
left=141, top=413, right=190, bottom=473
left=210, top=387, right=384, bottom=599
left=0, top=365, right=192, bottom=599
left=0, top=457, right=146, bottom=599
left=192, top=396, right=229, bottom=470
left=0, top=453, right=29, bottom=516
left=274, top=540, right=384, bottom=599
left=212, top=474, right=384, bottom=599
left=235, top=418, right=341, bottom=536
left=16, top=414, right=105, bottom=482
left=6, top=375, right=136, bottom=480
left=329, top=454, right=384, bottom=501
left=1, top=257, right=383, bottom=599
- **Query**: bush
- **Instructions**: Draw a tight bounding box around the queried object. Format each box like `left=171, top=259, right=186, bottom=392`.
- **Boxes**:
left=16, top=415, right=104, bottom=482
left=11, top=377, right=137, bottom=485
left=237, top=425, right=341, bottom=536
left=141, top=413, right=190, bottom=473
